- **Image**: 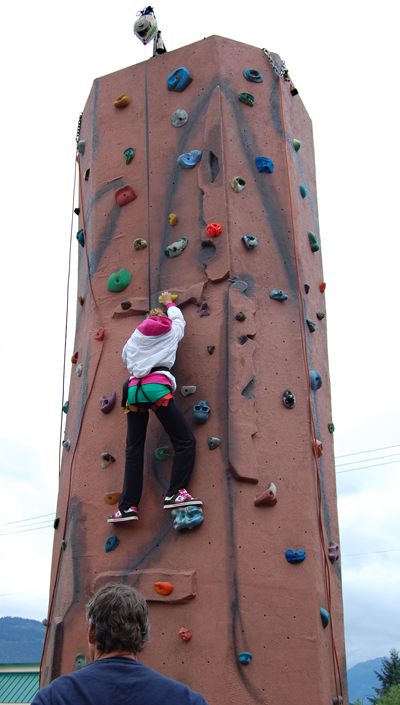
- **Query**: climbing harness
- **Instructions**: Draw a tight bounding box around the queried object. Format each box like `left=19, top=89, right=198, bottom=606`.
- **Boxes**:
left=262, top=48, right=298, bottom=95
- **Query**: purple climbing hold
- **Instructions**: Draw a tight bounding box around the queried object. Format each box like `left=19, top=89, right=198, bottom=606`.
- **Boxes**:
left=197, top=301, right=210, bottom=317
left=100, top=392, right=117, bottom=414
left=328, top=541, right=340, bottom=563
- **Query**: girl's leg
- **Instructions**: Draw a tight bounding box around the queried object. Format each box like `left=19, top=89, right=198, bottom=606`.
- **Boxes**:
left=155, top=399, right=196, bottom=495
left=119, top=410, right=149, bottom=510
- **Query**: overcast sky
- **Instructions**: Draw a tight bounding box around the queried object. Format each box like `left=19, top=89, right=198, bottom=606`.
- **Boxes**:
left=0, top=0, right=398, bottom=673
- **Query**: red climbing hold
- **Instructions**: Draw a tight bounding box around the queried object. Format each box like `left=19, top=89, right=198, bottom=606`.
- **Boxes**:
left=71, top=352, right=78, bottom=364
left=254, top=482, right=277, bottom=506
left=94, top=328, right=105, bottom=341
left=114, top=185, right=137, bottom=207
left=154, top=581, right=174, bottom=595
left=206, top=223, right=222, bottom=237
left=319, top=282, right=326, bottom=293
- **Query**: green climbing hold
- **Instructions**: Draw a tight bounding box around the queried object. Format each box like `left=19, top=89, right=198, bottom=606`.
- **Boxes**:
left=53, top=518, right=60, bottom=529
left=124, top=148, right=135, bottom=165
left=293, top=139, right=301, bottom=151
left=74, top=653, right=87, bottom=670
left=328, top=422, right=335, bottom=433
left=238, top=92, right=254, bottom=107
left=62, top=401, right=69, bottom=414
left=107, top=269, right=131, bottom=292
left=155, top=446, right=170, bottom=460
left=308, top=231, right=320, bottom=252
left=300, top=185, right=307, bottom=198
left=61, top=539, right=66, bottom=551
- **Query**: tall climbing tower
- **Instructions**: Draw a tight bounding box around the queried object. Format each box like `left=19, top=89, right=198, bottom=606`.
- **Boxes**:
left=41, top=34, right=347, bottom=705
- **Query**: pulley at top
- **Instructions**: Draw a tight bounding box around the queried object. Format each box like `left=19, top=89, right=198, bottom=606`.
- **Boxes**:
left=134, top=6, right=158, bottom=45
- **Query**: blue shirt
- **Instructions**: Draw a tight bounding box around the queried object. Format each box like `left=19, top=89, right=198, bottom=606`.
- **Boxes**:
left=32, top=657, right=209, bottom=705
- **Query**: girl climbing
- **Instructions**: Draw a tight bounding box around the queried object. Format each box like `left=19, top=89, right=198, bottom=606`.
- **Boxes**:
left=108, top=291, right=202, bottom=523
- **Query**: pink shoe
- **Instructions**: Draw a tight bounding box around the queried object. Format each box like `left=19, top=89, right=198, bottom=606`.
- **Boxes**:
left=163, top=489, right=203, bottom=510
left=107, top=506, right=138, bottom=523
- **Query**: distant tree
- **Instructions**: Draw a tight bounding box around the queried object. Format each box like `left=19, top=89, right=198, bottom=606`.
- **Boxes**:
left=376, top=685, right=400, bottom=705
left=368, top=650, right=400, bottom=704
left=353, top=699, right=362, bottom=705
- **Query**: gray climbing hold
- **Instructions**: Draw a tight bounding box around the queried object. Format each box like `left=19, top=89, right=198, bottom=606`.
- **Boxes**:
left=61, top=539, right=66, bottom=551
left=236, top=311, right=246, bottom=321
left=121, top=301, right=132, bottom=310
left=207, top=345, right=215, bottom=355
left=181, top=385, right=196, bottom=397
left=42, top=619, right=48, bottom=627
left=231, top=176, right=246, bottom=192
left=133, top=238, right=147, bottom=250
left=170, top=109, right=188, bottom=127
left=207, top=437, right=221, bottom=450
left=283, top=389, right=296, bottom=409
left=77, top=140, right=86, bottom=156
left=164, top=236, right=188, bottom=258
left=101, top=453, right=116, bottom=469
left=62, top=439, right=71, bottom=451
left=316, top=311, right=325, bottom=320
left=76, top=363, right=83, bottom=376
left=306, top=319, right=318, bottom=333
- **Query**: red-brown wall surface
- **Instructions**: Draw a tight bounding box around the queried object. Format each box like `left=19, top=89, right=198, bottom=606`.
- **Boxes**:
left=41, top=35, right=347, bottom=705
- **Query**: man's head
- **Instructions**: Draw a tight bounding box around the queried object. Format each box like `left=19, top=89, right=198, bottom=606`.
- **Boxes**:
left=86, top=584, right=150, bottom=658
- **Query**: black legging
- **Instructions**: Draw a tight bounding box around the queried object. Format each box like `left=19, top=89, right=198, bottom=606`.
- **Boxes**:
left=119, top=399, right=196, bottom=510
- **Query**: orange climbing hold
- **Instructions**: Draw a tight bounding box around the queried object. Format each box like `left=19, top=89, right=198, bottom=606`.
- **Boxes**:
left=206, top=223, right=222, bottom=237
left=319, top=282, right=326, bottom=293
left=114, top=94, right=131, bottom=108
left=153, top=581, right=174, bottom=595
left=104, top=492, right=121, bottom=505
left=71, top=352, right=78, bottom=364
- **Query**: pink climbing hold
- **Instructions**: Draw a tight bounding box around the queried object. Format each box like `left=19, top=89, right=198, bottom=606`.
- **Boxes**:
left=312, top=439, right=324, bottom=458
left=100, top=392, right=117, bottom=414
left=179, top=627, right=192, bottom=642
left=328, top=541, right=340, bottom=563
left=94, top=328, right=105, bottom=341
left=114, top=185, right=137, bottom=207
left=254, top=482, right=277, bottom=506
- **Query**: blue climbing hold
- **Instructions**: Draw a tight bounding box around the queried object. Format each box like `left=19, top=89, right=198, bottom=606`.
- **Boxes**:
left=243, top=69, right=263, bottom=83
left=105, top=535, right=120, bottom=553
left=309, top=370, right=322, bottom=391
left=300, top=185, right=308, bottom=198
left=193, top=400, right=210, bottom=424
left=177, top=150, right=202, bottom=168
left=167, top=67, right=193, bottom=92
left=269, top=290, right=288, bottom=301
left=238, top=92, right=254, bottom=106
left=255, top=156, right=274, bottom=174
left=76, top=229, right=84, bottom=247
left=242, top=235, right=259, bottom=250
left=285, top=549, right=306, bottom=563
left=320, top=608, right=330, bottom=628
left=239, top=652, right=253, bottom=664
left=304, top=284, right=310, bottom=294
left=124, top=148, right=135, bottom=165
left=171, top=506, right=204, bottom=532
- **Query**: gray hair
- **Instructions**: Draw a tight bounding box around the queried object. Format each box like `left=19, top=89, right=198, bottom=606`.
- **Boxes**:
left=86, top=584, right=150, bottom=655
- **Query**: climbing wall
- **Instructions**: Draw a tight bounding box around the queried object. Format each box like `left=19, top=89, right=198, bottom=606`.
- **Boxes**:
left=41, top=35, right=347, bottom=704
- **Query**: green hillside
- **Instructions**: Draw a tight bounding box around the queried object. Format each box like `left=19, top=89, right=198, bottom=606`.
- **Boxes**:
left=0, top=617, right=45, bottom=663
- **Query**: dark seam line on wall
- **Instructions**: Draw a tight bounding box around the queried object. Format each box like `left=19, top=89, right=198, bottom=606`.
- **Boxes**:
left=226, top=471, right=264, bottom=704
left=269, top=68, right=284, bottom=137
left=92, top=79, right=100, bottom=159
left=83, top=179, right=125, bottom=275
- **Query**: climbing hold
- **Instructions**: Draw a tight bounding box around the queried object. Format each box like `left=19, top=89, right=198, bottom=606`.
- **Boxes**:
left=158, top=293, right=178, bottom=303
left=164, top=236, right=188, bottom=258
left=167, top=67, right=193, bottom=92
left=207, top=437, right=221, bottom=450
left=61, top=539, right=66, bottom=551
left=76, top=363, right=83, bottom=377
left=197, top=301, right=210, bottom=317
left=238, top=92, right=254, bottom=106
left=172, top=506, right=204, bottom=532
left=304, top=284, right=310, bottom=294
left=101, top=453, right=116, bottom=469
left=53, top=518, right=60, bottom=529
left=285, top=549, right=306, bottom=563
left=179, top=627, right=192, bottom=641
left=306, top=318, right=318, bottom=333
left=231, top=279, right=248, bottom=292
left=283, top=389, right=296, bottom=409
left=121, top=301, right=132, bottom=310
left=71, top=352, right=78, bottom=364
left=328, top=422, right=335, bottom=434
left=207, top=345, right=215, bottom=355
left=313, top=439, right=324, bottom=457
left=77, top=140, right=85, bottom=156
left=319, top=282, right=326, bottom=293
left=105, top=535, right=120, bottom=553
left=239, top=652, right=253, bottom=665
left=169, top=213, right=178, bottom=225
left=328, top=541, right=340, bottom=562
left=100, top=391, right=117, bottom=414
left=74, top=653, right=87, bottom=670
left=236, top=311, right=246, bottom=321
left=155, top=446, right=170, bottom=460
left=62, top=440, right=71, bottom=451
left=78, top=295, right=84, bottom=306
left=231, top=176, right=246, bottom=192
left=62, top=402, right=69, bottom=414
left=154, top=582, right=174, bottom=595
left=114, top=185, right=137, bottom=207
left=193, top=400, right=210, bottom=424
left=42, top=619, right=48, bottom=627
left=206, top=223, right=222, bottom=237
left=333, top=698, right=343, bottom=705
left=94, top=328, right=104, bottom=341
left=124, top=148, right=135, bottom=165
left=104, top=492, right=121, bottom=505
left=74, top=207, right=80, bottom=216
left=300, top=185, right=307, bottom=198
left=83, top=169, right=90, bottom=181
left=309, top=370, right=322, bottom=391
left=76, top=229, right=84, bottom=247
left=255, top=156, right=274, bottom=173
left=133, top=238, right=147, bottom=250
left=254, top=482, right=277, bottom=506
left=107, top=269, right=131, bottom=292
left=308, top=231, right=320, bottom=252
left=293, top=139, right=301, bottom=152
left=170, top=109, right=188, bottom=127
left=320, top=608, right=330, bottom=628
left=290, top=83, right=298, bottom=96
left=177, top=150, right=202, bottom=168
left=242, top=235, right=259, bottom=250
left=269, top=290, right=288, bottom=301
left=114, top=93, right=131, bottom=108
left=316, top=311, right=325, bottom=320
left=243, top=69, right=263, bottom=83
left=181, top=385, right=196, bottom=397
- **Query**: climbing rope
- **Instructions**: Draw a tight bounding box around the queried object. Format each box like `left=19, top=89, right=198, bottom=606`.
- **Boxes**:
left=277, top=69, right=343, bottom=701
left=144, top=46, right=152, bottom=309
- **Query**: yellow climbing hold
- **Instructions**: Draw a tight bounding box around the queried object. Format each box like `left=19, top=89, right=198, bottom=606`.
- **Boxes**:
left=158, top=294, right=178, bottom=303
left=169, top=214, right=178, bottom=225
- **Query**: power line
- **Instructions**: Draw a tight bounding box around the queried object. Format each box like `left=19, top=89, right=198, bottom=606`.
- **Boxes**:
left=335, top=444, right=400, bottom=459
left=0, top=524, right=54, bottom=538
left=336, top=452, right=400, bottom=467
left=0, top=513, right=55, bottom=527
left=336, top=459, right=400, bottom=474
left=342, top=549, right=400, bottom=558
